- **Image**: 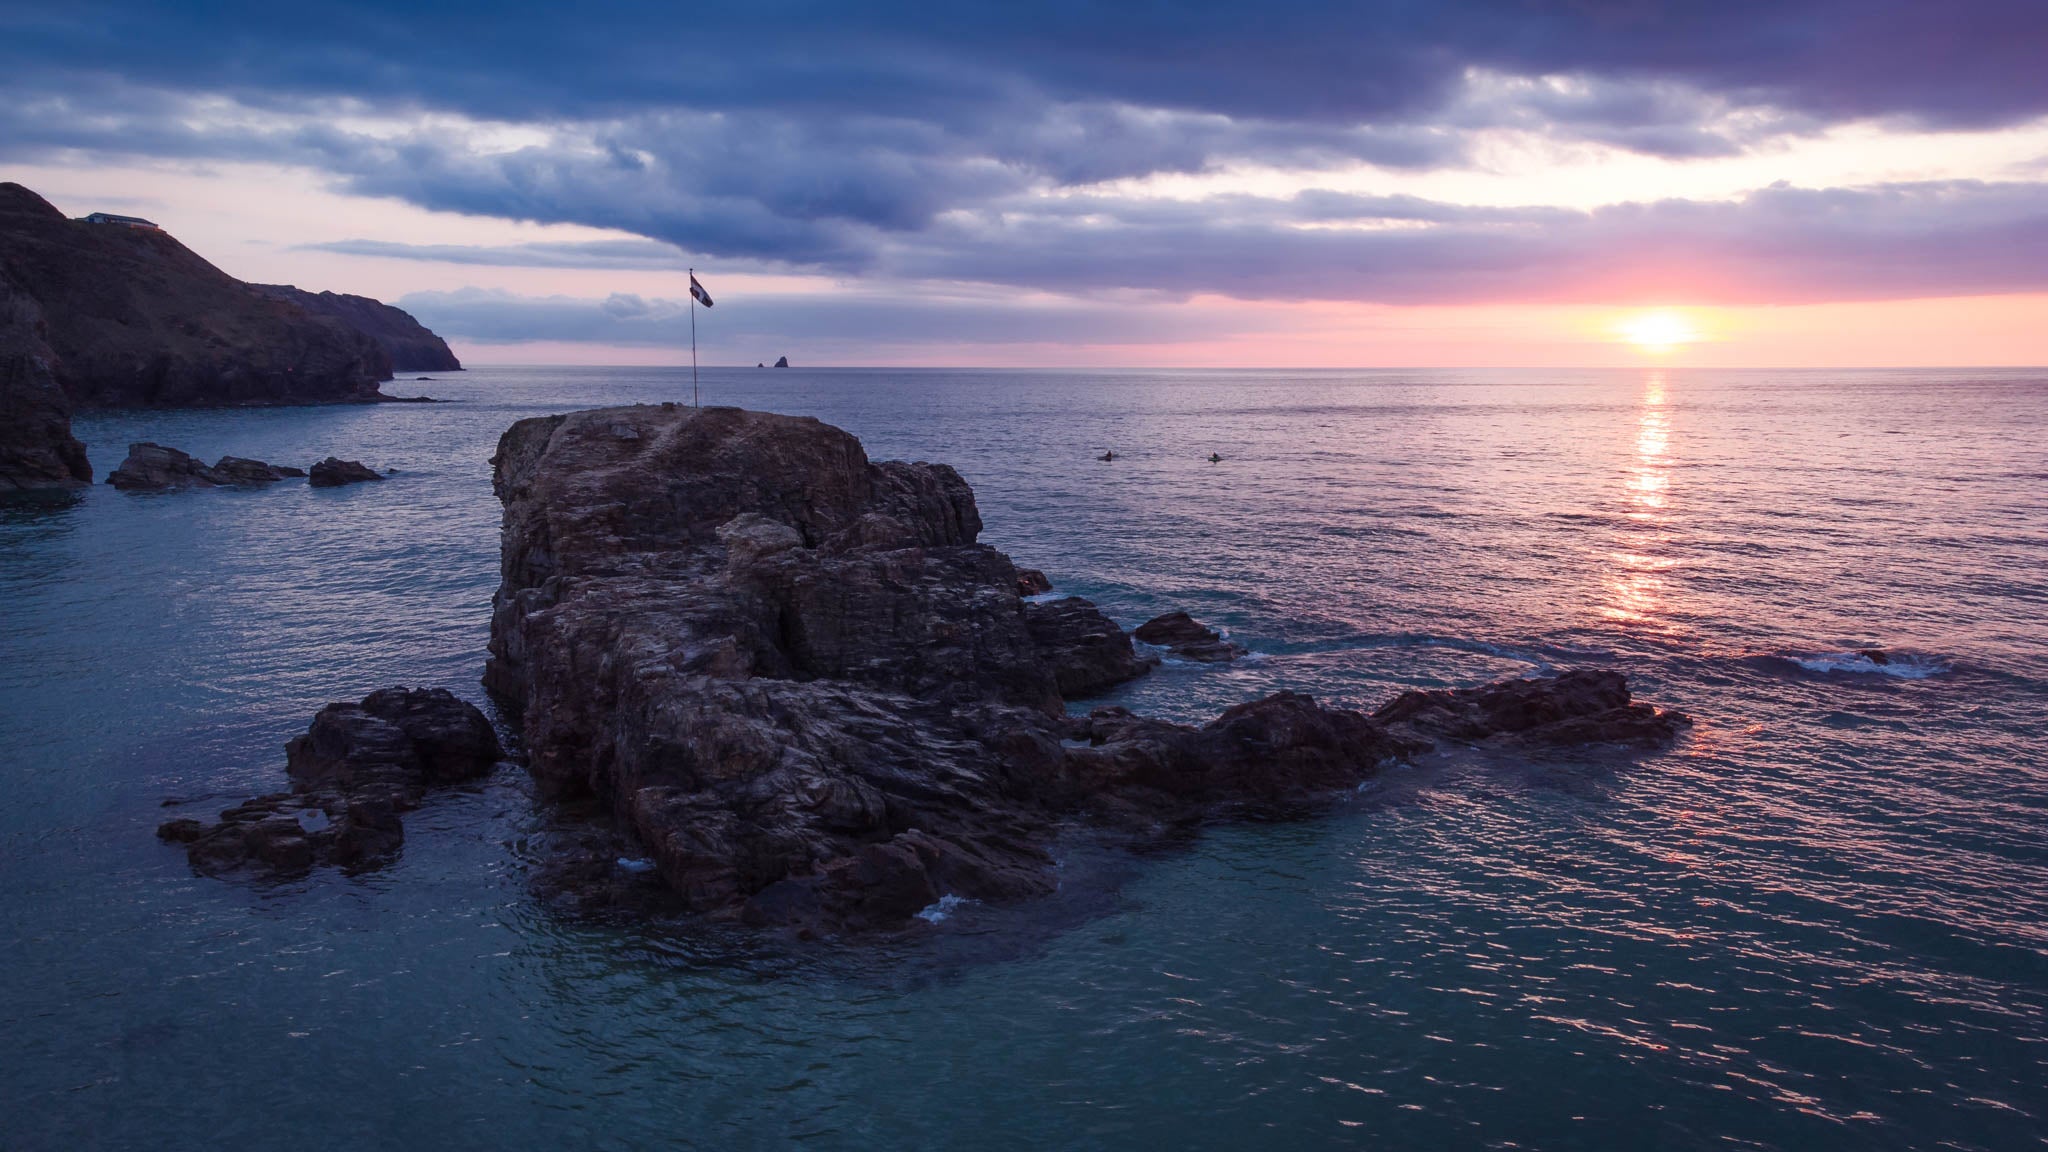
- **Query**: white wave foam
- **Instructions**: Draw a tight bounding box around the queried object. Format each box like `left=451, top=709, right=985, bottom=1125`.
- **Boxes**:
left=1794, top=651, right=1950, bottom=679
left=915, top=894, right=973, bottom=924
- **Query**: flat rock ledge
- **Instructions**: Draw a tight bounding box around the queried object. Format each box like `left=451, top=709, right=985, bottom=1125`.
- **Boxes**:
left=483, top=405, right=1692, bottom=939
left=158, top=687, right=502, bottom=875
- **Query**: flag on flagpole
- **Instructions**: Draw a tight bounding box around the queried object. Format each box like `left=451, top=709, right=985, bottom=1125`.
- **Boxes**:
left=690, top=274, right=714, bottom=308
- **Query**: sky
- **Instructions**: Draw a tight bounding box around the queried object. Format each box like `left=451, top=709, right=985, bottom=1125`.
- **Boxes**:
left=2, top=1, right=2045, bottom=367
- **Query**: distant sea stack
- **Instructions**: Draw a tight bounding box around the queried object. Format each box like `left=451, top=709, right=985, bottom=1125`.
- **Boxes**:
left=256, top=285, right=461, bottom=373
left=0, top=269, right=92, bottom=491
left=0, top=182, right=456, bottom=408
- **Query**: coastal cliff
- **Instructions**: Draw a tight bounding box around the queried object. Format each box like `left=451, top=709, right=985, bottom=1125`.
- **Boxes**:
left=482, top=405, right=1690, bottom=936
left=0, top=269, right=92, bottom=491
left=257, top=285, right=461, bottom=373
left=0, top=182, right=448, bottom=407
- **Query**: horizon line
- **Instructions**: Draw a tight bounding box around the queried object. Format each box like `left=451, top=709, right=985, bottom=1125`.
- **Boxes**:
left=449, top=362, right=2048, bottom=372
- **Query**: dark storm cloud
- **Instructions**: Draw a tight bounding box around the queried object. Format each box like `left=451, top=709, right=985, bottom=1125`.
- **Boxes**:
left=3, top=1, right=2046, bottom=309
left=392, top=180, right=2048, bottom=318
left=299, top=238, right=689, bottom=270
left=6, top=1, right=2046, bottom=131
left=889, top=181, right=2048, bottom=304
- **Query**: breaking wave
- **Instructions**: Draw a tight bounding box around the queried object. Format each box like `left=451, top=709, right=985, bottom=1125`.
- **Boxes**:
left=1788, top=650, right=1953, bottom=680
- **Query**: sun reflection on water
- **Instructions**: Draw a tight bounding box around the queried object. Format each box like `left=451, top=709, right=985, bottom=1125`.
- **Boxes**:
left=1603, top=373, right=1681, bottom=630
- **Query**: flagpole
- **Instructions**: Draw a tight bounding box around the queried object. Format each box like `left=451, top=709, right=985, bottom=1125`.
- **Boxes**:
left=689, top=266, right=699, bottom=408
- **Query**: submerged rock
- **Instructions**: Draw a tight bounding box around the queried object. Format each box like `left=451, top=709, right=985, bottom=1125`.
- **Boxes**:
left=309, top=457, right=383, bottom=486
left=160, top=687, right=502, bottom=876
left=486, top=405, right=1691, bottom=938
left=1133, top=610, right=1248, bottom=662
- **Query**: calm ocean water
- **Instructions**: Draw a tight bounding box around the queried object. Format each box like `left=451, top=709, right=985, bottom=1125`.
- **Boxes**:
left=3, top=366, right=2045, bottom=1150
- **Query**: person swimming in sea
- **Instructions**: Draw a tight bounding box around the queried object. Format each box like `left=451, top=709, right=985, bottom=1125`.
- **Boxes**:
left=1209, top=452, right=1223, bottom=463
left=1099, top=449, right=1115, bottom=461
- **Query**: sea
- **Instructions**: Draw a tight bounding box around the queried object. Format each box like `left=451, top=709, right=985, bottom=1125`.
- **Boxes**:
left=2, top=366, right=2044, bottom=1150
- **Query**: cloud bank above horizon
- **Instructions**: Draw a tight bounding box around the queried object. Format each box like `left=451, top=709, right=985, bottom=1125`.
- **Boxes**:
left=4, top=0, right=2046, bottom=364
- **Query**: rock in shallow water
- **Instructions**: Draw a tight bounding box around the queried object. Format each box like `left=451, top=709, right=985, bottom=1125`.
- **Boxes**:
left=212, top=456, right=305, bottom=483
left=308, top=457, right=382, bottom=486
left=484, top=405, right=1691, bottom=938
left=1133, top=610, right=1248, bottom=662
left=1373, top=668, right=1692, bottom=749
left=107, top=443, right=304, bottom=489
left=107, top=443, right=225, bottom=490
left=159, top=687, right=502, bottom=876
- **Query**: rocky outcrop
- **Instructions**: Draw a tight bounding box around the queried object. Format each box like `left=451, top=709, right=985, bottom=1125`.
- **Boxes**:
left=107, top=443, right=225, bottom=490
left=1015, top=568, right=1052, bottom=596
left=256, top=285, right=462, bottom=373
left=0, top=269, right=91, bottom=491
left=309, top=457, right=382, bottom=486
left=213, top=456, right=306, bottom=483
left=1373, top=668, right=1691, bottom=749
left=1026, top=596, right=1159, bottom=697
left=106, top=443, right=303, bottom=489
left=1060, top=692, right=1413, bottom=823
left=159, top=687, right=502, bottom=876
left=0, top=181, right=398, bottom=406
left=774, top=356, right=789, bottom=368
left=486, top=405, right=1691, bottom=938
left=1134, top=611, right=1248, bottom=662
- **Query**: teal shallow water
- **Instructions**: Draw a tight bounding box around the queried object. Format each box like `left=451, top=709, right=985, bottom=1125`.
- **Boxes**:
left=2, top=366, right=2045, bottom=1149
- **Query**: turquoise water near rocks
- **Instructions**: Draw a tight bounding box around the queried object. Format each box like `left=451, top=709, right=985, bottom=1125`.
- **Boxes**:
left=3, top=366, right=2045, bottom=1150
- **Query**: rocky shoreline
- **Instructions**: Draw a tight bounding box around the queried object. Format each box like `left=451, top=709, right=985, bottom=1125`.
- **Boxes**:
left=0, top=180, right=462, bottom=493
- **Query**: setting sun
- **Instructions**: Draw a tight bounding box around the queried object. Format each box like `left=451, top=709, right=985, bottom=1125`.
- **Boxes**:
left=1616, top=310, right=1699, bottom=352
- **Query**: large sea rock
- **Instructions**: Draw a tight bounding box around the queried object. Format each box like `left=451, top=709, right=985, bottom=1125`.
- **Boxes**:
left=0, top=269, right=91, bottom=491
left=0, top=182, right=452, bottom=407
left=485, top=405, right=1691, bottom=937
left=257, top=285, right=462, bottom=373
